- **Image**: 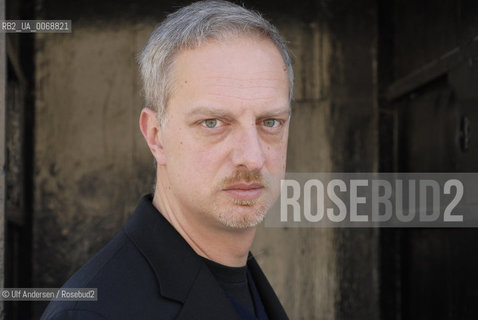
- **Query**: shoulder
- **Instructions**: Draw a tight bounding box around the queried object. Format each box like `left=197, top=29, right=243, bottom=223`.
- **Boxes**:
left=41, top=229, right=181, bottom=320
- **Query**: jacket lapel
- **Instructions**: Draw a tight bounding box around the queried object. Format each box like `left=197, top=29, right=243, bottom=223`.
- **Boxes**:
left=124, top=195, right=200, bottom=302
left=248, top=255, right=290, bottom=320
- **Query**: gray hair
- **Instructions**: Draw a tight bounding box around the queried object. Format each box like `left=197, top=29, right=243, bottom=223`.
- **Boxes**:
left=138, top=0, right=294, bottom=123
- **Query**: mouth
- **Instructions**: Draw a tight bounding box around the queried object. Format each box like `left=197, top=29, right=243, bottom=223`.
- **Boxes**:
left=222, top=183, right=264, bottom=201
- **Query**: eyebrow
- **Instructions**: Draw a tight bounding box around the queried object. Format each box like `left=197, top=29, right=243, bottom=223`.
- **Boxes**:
left=261, top=107, right=292, bottom=118
left=186, top=106, right=291, bottom=120
left=186, top=106, right=233, bottom=119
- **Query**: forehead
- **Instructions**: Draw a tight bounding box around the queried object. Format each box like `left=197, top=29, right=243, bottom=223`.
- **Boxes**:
left=169, top=35, right=289, bottom=106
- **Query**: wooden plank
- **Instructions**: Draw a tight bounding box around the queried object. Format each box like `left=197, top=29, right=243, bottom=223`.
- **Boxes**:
left=386, top=36, right=478, bottom=101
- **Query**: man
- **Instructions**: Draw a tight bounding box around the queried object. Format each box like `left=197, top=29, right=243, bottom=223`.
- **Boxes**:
left=41, top=1, right=293, bottom=319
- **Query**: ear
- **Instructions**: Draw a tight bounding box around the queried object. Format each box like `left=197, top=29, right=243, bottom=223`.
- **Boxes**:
left=139, top=108, right=166, bottom=165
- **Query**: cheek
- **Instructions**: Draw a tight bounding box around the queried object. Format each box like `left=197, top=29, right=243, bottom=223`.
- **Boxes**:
left=269, top=151, right=287, bottom=169
left=194, top=144, right=229, bottom=170
left=264, top=137, right=288, bottom=168
left=171, top=138, right=227, bottom=173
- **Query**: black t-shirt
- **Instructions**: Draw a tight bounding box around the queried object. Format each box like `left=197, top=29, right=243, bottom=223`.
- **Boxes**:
left=201, top=257, right=256, bottom=316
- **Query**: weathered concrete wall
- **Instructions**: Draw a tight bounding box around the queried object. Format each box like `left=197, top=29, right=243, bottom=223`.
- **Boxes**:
left=32, top=23, right=156, bottom=315
left=325, top=1, right=380, bottom=319
left=32, top=1, right=379, bottom=319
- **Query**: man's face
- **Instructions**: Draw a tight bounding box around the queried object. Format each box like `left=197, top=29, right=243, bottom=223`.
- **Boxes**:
left=157, top=35, right=290, bottom=230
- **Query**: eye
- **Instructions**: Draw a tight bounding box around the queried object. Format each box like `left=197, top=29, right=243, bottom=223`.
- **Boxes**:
left=263, top=119, right=280, bottom=128
left=202, top=119, right=220, bottom=128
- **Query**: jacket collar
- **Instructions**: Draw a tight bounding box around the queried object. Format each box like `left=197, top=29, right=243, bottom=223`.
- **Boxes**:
left=123, top=194, right=204, bottom=301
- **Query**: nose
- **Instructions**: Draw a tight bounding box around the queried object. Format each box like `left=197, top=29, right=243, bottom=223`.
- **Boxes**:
left=231, top=124, right=265, bottom=171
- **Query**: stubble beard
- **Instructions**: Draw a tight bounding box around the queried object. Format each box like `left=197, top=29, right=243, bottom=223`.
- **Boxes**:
left=214, top=169, right=274, bottom=229
left=215, top=199, right=268, bottom=229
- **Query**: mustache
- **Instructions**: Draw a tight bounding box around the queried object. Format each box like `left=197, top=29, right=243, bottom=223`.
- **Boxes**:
left=219, top=169, right=265, bottom=188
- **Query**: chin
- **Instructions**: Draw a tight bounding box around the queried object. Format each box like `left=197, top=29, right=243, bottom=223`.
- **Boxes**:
left=217, top=202, right=268, bottom=229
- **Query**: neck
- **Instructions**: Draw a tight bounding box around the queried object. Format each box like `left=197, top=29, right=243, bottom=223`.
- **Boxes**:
left=152, top=179, right=256, bottom=267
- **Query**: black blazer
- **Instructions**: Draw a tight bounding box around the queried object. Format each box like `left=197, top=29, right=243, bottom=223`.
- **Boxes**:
left=41, top=195, right=289, bottom=320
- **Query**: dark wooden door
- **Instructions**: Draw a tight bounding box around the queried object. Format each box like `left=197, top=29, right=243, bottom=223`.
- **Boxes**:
left=380, top=42, right=478, bottom=319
